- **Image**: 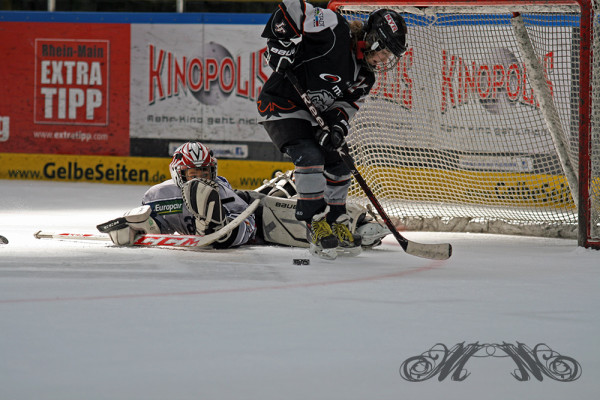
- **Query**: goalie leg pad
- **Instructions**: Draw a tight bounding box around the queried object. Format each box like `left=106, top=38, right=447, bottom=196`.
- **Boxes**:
left=260, top=195, right=309, bottom=248
left=346, top=203, right=389, bottom=248
left=355, top=222, right=389, bottom=248
left=182, top=178, right=227, bottom=235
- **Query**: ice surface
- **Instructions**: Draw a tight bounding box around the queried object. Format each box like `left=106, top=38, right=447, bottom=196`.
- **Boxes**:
left=1, top=180, right=598, bottom=400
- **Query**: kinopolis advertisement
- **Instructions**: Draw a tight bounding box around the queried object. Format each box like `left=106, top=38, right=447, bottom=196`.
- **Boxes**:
left=0, top=21, right=131, bottom=156
left=129, top=22, right=271, bottom=142
left=0, top=14, right=274, bottom=159
left=0, top=13, right=293, bottom=186
left=368, top=22, right=574, bottom=158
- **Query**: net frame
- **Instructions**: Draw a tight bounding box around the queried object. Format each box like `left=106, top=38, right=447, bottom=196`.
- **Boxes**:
left=328, top=0, right=599, bottom=248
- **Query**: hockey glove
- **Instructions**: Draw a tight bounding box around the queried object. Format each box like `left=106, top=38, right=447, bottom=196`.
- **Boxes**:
left=264, top=39, right=296, bottom=74
left=315, top=109, right=350, bottom=152
left=100, top=205, right=161, bottom=246
left=182, top=178, right=228, bottom=235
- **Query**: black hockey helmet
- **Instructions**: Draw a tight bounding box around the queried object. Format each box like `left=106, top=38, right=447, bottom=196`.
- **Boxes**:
left=363, top=9, right=407, bottom=70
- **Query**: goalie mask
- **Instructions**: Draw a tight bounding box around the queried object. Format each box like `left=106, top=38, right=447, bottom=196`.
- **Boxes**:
left=363, top=9, right=407, bottom=72
left=170, top=142, right=217, bottom=188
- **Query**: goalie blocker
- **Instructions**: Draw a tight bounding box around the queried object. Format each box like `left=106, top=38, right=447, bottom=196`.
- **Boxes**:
left=99, top=205, right=161, bottom=246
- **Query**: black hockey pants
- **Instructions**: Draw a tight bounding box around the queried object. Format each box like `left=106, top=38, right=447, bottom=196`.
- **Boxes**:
left=262, top=118, right=352, bottom=223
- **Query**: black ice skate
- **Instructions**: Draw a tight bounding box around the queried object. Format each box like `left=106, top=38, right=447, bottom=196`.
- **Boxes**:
left=307, top=208, right=339, bottom=260
left=331, top=214, right=362, bottom=257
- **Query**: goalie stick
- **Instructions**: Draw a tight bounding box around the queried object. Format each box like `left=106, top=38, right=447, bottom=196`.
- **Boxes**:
left=285, top=70, right=452, bottom=260
left=35, top=199, right=260, bottom=248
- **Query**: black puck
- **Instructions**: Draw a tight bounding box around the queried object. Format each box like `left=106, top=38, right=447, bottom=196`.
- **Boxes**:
left=0, top=235, right=8, bottom=244
left=293, top=259, right=310, bottom=265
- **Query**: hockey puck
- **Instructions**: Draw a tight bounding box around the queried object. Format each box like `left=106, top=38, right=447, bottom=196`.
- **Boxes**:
left=293, top=259, right=310, bottom=266
left=0, top=235, right=8, bottom=244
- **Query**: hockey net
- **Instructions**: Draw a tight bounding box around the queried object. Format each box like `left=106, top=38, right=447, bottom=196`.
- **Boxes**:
left=329, top=0, right=600, bottom=248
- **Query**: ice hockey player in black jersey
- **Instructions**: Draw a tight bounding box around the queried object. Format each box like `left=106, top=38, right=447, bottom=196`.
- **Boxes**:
left=257, top=0, right=407, bottom=259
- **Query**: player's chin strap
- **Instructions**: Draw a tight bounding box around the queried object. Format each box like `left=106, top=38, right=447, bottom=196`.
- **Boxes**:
left=284, top=70, right=452, bottom=260
left=356, top=41, right=367, bottom=60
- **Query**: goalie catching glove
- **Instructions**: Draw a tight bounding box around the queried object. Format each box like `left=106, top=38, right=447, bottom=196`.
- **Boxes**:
left=182, top=178, right=233, bottom=246
left=98, top=205, right=161, bottom=246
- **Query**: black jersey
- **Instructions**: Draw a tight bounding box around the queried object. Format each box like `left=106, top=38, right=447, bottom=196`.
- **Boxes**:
left=257, top=0, right=375, bottom=125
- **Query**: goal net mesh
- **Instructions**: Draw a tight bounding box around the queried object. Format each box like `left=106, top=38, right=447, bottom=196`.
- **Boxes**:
left=335, top=2, right=599, bottom=239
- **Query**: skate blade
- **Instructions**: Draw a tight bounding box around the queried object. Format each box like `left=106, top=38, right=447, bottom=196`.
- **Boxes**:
left=309, top=244, right=338, bottom=260
left=336, top=245, right=362, bottom=257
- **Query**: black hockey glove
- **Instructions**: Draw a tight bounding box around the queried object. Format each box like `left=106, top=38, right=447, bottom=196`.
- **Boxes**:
left=264, top=39, right=296, bottom=74
left=315, top=108, right=350, bottom=152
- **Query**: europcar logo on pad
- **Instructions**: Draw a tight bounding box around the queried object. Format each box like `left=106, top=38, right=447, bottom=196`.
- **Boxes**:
left=152, top=200, right=184, bottom=215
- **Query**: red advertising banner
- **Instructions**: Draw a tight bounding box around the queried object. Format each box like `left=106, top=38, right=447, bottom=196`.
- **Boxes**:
left=0, top=22, right=130, bottom=155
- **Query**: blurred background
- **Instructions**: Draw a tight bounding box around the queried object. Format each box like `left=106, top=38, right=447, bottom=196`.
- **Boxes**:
left=0, top=0, right=329, bottom=12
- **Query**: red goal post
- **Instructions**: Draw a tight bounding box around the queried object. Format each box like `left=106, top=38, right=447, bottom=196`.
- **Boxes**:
left=328, top=0, right=599, bottom=249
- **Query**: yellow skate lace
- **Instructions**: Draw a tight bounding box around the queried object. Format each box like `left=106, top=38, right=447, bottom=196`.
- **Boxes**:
left=333, top=222, right=354, bottom=244
left=310, top=219, right=334, bottom=244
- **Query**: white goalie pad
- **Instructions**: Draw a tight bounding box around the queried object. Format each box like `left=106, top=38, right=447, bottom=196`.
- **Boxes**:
left=258, top=195, right=389, bottom=249
left=346, top=203, right=389, bottom=248
left=252, top=170, right=389, bottom=249
left=354, top=219, right=389, bottom=248
left=261, top=196, right=309, bottom=248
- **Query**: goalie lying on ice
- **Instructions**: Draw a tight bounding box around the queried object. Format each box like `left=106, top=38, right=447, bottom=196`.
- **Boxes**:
left=100, top=141, right=389, bottom=250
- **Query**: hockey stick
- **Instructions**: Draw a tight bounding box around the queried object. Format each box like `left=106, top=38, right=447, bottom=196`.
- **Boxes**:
left=35, top=198, right=260, bottom=248
left=34, top=232, right=112, bottom=241
left=285, top=70, right=452, bottom=260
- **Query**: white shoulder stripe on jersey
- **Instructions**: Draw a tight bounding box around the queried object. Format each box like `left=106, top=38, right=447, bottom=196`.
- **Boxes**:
left=303, top=5, right=339, bottom=34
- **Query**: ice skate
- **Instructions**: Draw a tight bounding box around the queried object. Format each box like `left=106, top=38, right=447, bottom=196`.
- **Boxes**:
left=331, top=214, right=362, bottom=257
left=307, top=208, right=339, bottom=260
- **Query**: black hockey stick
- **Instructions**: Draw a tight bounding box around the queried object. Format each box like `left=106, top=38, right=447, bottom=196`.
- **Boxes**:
left=285, top=70, right=452, bottom=260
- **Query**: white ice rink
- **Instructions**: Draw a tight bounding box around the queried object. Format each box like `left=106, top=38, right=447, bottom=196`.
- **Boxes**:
left=1, top=179, right=598, bottom=400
